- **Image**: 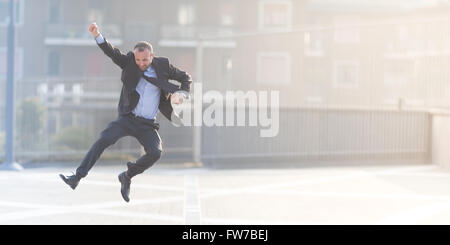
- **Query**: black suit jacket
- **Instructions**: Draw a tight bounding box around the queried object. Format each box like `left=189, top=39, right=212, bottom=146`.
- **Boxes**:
left=97, top=37, right=192, bottom=121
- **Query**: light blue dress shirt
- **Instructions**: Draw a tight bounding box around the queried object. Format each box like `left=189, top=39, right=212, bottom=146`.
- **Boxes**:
left=95, top=34, right=161, bottom=120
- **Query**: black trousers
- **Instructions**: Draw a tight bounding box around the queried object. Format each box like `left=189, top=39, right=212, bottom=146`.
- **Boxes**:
left=75, top=113, right=162, bottom=179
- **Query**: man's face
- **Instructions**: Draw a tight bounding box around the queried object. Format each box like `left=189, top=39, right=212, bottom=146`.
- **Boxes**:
left=134, top=48, right=154, bottom=71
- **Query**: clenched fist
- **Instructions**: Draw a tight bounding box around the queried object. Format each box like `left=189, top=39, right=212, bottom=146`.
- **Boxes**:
left=88, top=23, right=100, bottom=38
left=170, top=93, right=185, bottom=105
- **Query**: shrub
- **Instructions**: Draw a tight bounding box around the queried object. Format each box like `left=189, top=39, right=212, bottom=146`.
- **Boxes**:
left=50, top=126, right=94, bottom=151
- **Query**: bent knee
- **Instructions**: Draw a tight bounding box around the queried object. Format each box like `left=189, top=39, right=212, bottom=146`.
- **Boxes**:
left=147, top=148, right=162, bottom=160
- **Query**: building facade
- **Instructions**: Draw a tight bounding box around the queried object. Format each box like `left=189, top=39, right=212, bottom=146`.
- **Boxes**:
left=0, top=0, right=449, bottom=162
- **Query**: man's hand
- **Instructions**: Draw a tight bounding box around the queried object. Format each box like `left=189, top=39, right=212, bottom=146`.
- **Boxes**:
left=170, top=93, right=184, bottom=105
left=88, top=23, right=100, bottom=38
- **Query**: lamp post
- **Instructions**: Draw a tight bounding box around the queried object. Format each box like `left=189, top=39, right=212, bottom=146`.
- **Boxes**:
left=1, top=0, right=23, bottom=171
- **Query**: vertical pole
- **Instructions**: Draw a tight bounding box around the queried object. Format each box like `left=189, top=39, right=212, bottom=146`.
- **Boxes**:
left=2, top=0, right=23, bottom=171
left=193, top=40, right=203, bottom=164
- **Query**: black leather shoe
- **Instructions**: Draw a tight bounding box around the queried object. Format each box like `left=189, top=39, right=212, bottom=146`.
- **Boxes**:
left=118, top=172, right=131, bottom=202
left=59, top=173, right=81, bottom=190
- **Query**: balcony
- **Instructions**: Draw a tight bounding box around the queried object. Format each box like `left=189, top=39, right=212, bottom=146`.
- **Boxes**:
left=44, top=24, right=123, bottom=46
left=159, top=25, right=236, bottom=48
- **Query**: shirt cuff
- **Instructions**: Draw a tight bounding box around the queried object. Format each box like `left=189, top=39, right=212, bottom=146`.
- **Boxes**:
left=181, top=92, right=190, bottom=100
left=95, top=34, right=105, bottom=44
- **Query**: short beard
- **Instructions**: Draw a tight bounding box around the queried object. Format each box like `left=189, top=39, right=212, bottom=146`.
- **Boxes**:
left=139, top=65, right=150, bottom=71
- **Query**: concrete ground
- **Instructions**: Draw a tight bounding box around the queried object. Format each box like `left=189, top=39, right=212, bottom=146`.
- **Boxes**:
left=1, top=161, right=450, bottom=225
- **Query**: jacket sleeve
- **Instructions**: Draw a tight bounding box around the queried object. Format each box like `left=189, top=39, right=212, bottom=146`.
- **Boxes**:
left=97, top=37, right=129, bottom=69
left=168, top=61, right=192, bottom=93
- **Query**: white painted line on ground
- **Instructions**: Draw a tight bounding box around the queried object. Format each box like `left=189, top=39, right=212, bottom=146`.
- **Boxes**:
left=184, top=175, right=202, bottom=225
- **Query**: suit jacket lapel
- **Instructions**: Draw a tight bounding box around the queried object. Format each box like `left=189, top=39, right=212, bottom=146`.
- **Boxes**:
left=151, top=58, right=162, bottom=80
left=144, top=58, right=179, bottom=95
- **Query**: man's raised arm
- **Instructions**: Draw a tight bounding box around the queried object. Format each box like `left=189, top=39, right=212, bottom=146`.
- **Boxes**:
left=89, top=22, right=129, bottom=69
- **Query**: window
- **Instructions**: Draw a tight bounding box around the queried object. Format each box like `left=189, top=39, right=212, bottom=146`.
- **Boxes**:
left=304, top=31, right=325, bottom=56
left=258, top=0, right=292, bottom=30
left=47, top=51, right=60, bottom=76
left=0, top=47, right=23, bottom=79
left=48, top=0, right=61, bottom=24
left=257, top=52, right=291, bottom=85
left=0, top=0, right=24, bottom=26
left=219, top=1, right=234, bottom=26
left=333, top=61, right=359, bottom=89
left=178, top=3, right=195, bottom=26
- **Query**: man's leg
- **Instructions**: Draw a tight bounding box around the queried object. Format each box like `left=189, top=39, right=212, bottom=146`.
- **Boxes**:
left=126, top=128, right=162, bottom=178
left=118, top=127, right=162, bottom=202
left=75, top=119, right=130, bottom=178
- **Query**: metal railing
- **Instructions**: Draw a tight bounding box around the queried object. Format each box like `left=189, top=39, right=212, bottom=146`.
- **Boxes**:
left=201, top=107, right=430, bottom=164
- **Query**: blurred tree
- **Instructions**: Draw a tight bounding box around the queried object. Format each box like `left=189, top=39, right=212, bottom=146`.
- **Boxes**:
left=16, top=98, right=45, bottom=151
left=50, top=126, right=93, bottom=151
